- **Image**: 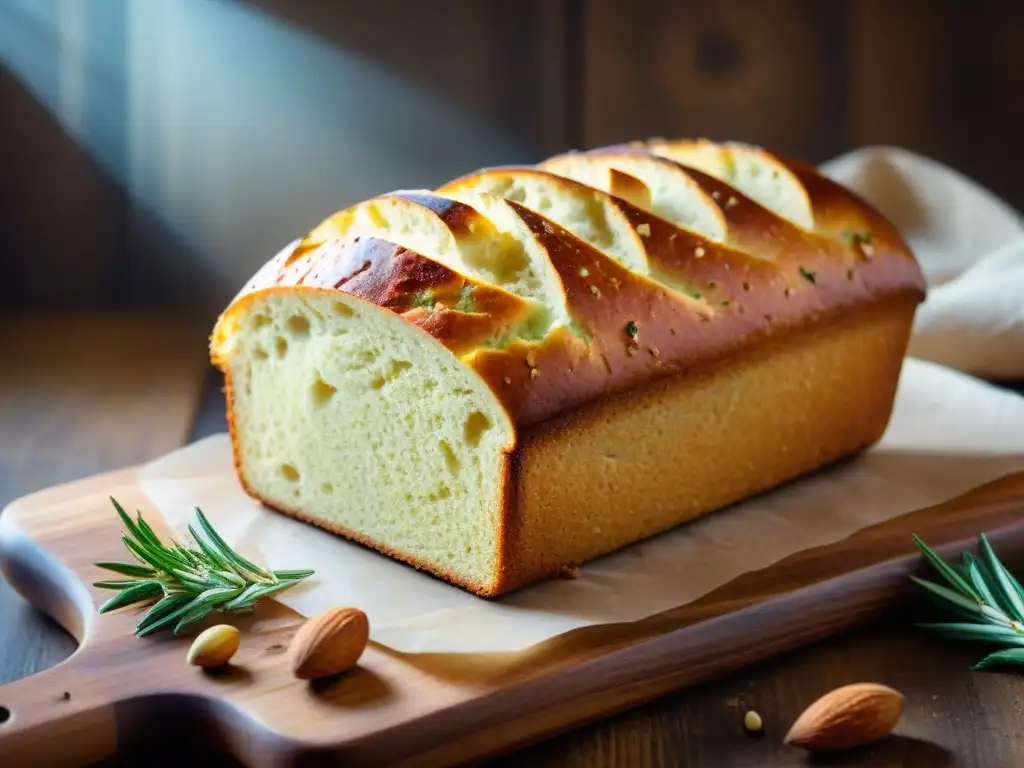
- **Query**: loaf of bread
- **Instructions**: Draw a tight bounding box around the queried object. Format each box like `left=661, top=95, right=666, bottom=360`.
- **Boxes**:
left=210, top=139, right=926, bottom=597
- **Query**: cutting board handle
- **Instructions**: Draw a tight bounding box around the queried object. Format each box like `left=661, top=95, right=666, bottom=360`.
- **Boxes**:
left=0, top=663, right=117, bottom=768
left=0, top=515, right=118, bottom=766
left=4, top=464, right=1024, bottom=767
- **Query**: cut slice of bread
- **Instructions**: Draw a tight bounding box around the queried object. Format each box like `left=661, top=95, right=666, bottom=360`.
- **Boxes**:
left=296, top=191, right=576, bottom=341
left=211, top=286, right=517, bottom=594
left=439, top=166, right=652, bottom=276
left=646, top=138, right=815, bottom=231
left=539, top=152, right=728, bottom=242
left=440, top=166, right=725, bottom=302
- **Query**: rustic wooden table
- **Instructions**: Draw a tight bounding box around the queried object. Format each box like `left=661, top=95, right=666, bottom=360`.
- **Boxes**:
left=2, top=313, right=1023, bottom=768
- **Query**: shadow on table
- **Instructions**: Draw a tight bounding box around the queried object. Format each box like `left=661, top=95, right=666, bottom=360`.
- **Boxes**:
left=808, top=734, right=951, bottom=767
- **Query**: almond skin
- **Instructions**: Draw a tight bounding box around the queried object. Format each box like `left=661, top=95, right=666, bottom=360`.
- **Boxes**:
left=785, top=683, right=904, bottom=751
left=289, top=606, right=369, bottom=680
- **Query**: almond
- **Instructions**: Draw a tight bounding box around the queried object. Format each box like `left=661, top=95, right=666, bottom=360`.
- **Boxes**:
left=289, top=606, right=369, bottom=680
left=187, top=624, right=240, bottom=668
left=785, top=683, right=904, bottom=751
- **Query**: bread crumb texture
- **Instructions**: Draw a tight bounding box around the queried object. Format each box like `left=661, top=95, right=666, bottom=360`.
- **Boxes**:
left=223, top=291, right=513, bottom=593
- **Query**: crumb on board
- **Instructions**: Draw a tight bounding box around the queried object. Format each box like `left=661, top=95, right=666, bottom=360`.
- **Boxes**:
left=559, top=564, right=580, bottom=580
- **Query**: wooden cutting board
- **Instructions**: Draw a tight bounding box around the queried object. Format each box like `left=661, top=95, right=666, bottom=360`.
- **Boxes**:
left=3, top=463, right=1024, bottom=767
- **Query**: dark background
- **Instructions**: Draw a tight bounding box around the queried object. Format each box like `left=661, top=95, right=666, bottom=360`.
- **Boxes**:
left=1, top=0, right=1021, bottom=317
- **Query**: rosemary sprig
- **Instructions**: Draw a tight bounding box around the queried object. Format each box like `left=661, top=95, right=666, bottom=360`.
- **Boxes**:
left=94, top=497, right=313, bottom=637
left=910, top=533, right=1024, bottom=670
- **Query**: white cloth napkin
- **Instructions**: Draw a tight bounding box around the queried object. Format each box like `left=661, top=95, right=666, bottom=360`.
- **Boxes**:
left=821, top=146, right=1024, bottom=380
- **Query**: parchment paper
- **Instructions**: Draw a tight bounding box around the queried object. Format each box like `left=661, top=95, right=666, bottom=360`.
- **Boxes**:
left=138, top=148, right=1024, bottom=654
left=138, top=359, right=1024, bottom=654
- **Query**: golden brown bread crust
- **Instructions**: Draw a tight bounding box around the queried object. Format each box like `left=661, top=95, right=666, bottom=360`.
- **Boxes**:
left=500, top=295, right=918, bottom=592
left=260, top=174, right=924, bottom=430
left=217, top=289, right=917, bottom=597
left=211, top=139, right=928, bottom=597
left=280, top=236, right=535, bottom=357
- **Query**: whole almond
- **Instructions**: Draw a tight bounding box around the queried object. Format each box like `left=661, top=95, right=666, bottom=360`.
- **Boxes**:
left=187, top=624, right=240, bottom=668
left=289, top=606, right=369, bottom=680
left=785, top=683, right=903, bottom=751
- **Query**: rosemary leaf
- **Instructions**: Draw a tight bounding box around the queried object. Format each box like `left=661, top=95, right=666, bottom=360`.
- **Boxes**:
left=273, top=569, right=316, bottom=581
left=170, top=568, right=216, bottom=593
left=111, top=497, right=145, bottom=543
left=171, top=587, right=243, bottom=635
left=978, top=534, right=1024, bottom=623
left=909, top=577, right=994, bottom=622
left=214, top=570, right=247, bottom=588
left=133, top=512, right=165, bottom=550
left=136, top=593, right=193, bottom=634
left=963, top=553, right=1000, bottom=609
left=1008, top=570, right=1024, bottom=605
left=222, top=582, right=266, bottom=611
left=195, top=585, right=244, bottom=607
left=194, top=508, right=269, bottom=580
left=224, top=580, right=300, bottom=611
left=972, top=647, right=1024, bottom=671
left=173, top=602, right=216, bottom=636
left=981, top=607, right=1015, bottom=628
left=911, top=533, right=1024, bottom=673
left=123, top=536, right=177, bottom=574
left=189, top=524, right=234, bottom=573
left=93, top=579, right=153, bottom=591
left=172, top=542, right=203, bottom=569
left=156, top=541, right=193, bottom=571
left=95, top=498, right=314, bottom=636
left=912, top=535, right=982, bottom=603
left=203, top=570, right=244, bottom=589
left=97, top=581, right=164, bottom=613
left=93, top=561, right=157, bottom=578
left=137, top=596, right=200, bottom=637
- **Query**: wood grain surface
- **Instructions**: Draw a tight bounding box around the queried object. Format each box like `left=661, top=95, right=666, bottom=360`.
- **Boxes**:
left=0, top=313, right=211, bottom=686
left=4, top=450, right=1024, bottom=767
left=3, top=313, right=1024, bottom=767
left=581, top=0, right=848, bottom=160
